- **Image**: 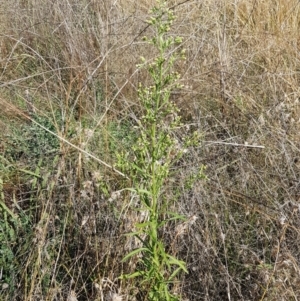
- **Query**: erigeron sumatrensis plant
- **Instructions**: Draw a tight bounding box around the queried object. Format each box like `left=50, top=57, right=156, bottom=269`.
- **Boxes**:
left=117, top=1, right=205, bottom=300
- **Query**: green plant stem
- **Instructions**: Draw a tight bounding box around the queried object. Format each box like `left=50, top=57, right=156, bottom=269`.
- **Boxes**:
left=118, top=2, right=196, bottom=300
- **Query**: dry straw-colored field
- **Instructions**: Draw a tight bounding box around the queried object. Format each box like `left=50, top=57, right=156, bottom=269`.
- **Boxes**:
left=1, top=0, right=300, bottom=300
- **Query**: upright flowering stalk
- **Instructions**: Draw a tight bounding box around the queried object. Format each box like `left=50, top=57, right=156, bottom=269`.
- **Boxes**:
left=118, top=2, right=191, bottom=300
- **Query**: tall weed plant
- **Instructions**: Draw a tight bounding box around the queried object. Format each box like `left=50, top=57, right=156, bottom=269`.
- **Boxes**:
left=118, top=2, right=204, bottom=300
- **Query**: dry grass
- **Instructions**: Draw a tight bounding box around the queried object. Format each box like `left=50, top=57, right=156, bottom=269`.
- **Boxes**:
left=1, top=0, right=300, bottom=300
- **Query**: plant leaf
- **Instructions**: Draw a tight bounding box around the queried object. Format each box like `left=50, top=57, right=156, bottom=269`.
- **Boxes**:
left=18, top=168, right=42, bottom=178
left=166, top=254, right=188, bottom=273
left=121, top=247, right=149, bottom=262
left=119, top=271, right=145, bottom=279
left=168, top=267, right=183, bottom=281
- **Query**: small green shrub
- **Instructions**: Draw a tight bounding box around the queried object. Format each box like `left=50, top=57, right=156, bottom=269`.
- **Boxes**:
left=107, top=120, right=138, bottom=154
left=6, top=115, right=60, bottom=162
